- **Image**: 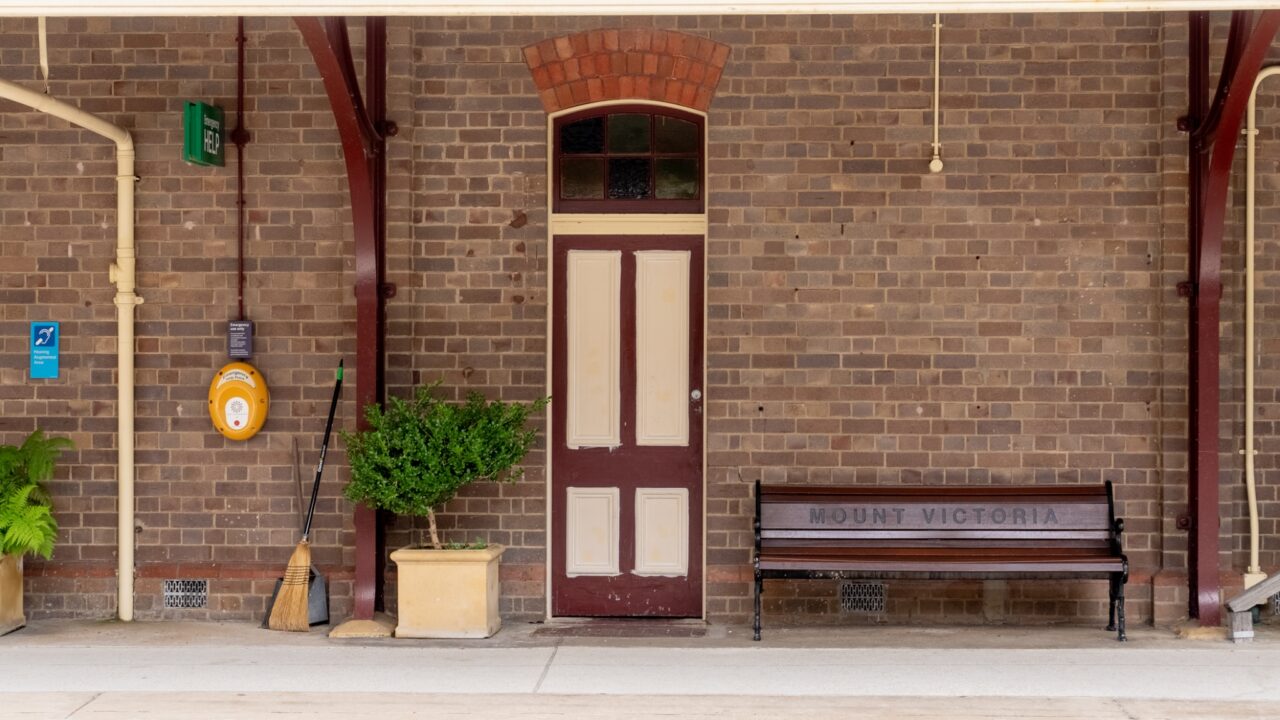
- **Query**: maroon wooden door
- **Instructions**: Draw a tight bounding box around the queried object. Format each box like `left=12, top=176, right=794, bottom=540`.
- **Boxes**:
left=551, top=234, right=704, bottom=617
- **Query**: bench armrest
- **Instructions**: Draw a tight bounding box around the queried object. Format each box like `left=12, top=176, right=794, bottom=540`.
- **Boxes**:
left=753, top=479, right=762, bottom=554
left=1111, top=517, right=1124, bottom=555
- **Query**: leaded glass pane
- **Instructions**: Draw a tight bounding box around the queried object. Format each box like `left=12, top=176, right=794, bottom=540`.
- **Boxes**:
left=608, top=158, right=651, bottom=199
left=561, top=117, right=605, bottom=154
left=562, top=158, right=604, bottom=199
left=655, top=159, right=699, bottom=199
left=608, top=114, right=650, bottom=154
left=655, top=116, right=698, bottom=154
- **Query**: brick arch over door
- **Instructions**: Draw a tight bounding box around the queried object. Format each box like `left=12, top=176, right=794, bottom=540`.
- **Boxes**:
left=522, top=29, right=730, bottom=114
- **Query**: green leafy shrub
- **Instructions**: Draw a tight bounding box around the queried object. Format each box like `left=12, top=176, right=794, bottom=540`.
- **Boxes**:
left=0, top=430, right=72, bottom=559
left=341, top=385, right=547, bottom=549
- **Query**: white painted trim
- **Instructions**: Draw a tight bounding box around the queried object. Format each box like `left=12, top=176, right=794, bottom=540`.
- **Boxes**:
left=545, top=99, right=557, bottom=622
left=553, top=214, right=705, bottom=236
left=545, top=198, right=555, bottom=621
left=7, top=1, right=1265, bottom=17
left=700, top=109, right=709, bottom=623
left=551, top=99, right=703, bottom=121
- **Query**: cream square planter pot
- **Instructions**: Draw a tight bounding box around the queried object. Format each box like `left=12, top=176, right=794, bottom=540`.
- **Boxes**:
left=1, top=554, right=24, bottom=636
left=390, top=545, right=504, bottom=639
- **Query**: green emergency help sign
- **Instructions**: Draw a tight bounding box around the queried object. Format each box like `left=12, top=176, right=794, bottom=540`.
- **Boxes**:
left=183, top=101, right=225, bottom=167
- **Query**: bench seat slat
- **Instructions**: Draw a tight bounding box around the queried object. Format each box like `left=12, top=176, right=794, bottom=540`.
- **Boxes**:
left=760, top=529, right=1113, bottom=541
left=759, top=545, right=1123, bottom=572
left=764, top=540, right=1112, bottom=551
left=758, top=546, right=1117, bottom=558
left=759, top=558, right=1123, bottom=573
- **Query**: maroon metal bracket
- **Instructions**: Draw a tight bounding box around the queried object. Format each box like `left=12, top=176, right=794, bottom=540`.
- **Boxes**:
left=296, top=16, right=389, bottom=621
left=1186, top=9, right=1280, bottom=627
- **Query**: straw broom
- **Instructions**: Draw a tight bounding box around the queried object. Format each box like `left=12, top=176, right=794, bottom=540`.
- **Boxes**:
left=269, top=360, right=343, bottom=631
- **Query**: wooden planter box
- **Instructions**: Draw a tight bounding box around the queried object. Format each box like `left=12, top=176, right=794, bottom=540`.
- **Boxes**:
left=390, top=545, right=504, bottom=639
left=0, top=554, right=24, bottom=636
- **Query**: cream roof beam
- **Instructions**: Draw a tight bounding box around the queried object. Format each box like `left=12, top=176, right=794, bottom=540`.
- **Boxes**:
left=0, top=0, right=1271, bottom=17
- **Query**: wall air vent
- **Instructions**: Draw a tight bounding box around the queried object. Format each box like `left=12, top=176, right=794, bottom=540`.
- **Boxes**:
left=163, top=579, right=208, bottom=609
left=839, top=581, right=886, bottom=614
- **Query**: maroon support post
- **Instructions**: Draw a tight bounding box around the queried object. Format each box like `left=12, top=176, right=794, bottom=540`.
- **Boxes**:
left=1186, top=10, right=1280, bottom=626
left=296, top=16, right=391, bottom=621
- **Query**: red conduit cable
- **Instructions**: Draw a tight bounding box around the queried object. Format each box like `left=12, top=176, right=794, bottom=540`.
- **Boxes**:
left=233, top=17, right=249, bottom=322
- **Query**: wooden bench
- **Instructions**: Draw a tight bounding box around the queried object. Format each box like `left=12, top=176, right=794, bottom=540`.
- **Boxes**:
left=1224, top=573, right=1280, bottom=642
left=753, top=481, right=1128, bottom=641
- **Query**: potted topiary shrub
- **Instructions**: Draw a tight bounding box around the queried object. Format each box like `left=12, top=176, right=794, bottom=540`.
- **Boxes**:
left=341, top=385, right=547, bottom=638
left=0, top=430, right=72, bottom=635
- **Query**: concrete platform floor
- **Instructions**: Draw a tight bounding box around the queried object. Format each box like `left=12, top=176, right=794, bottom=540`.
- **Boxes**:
left=4, top=618, right=1280, bottom=718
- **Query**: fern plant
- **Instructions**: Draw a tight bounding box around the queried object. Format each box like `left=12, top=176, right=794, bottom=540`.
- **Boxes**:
left=341, top=385, right=547, bottom=550
left=0, top=430, right=72, bottom=559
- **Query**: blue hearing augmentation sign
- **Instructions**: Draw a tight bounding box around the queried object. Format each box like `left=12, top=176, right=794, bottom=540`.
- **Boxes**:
left=30, top=322, right=59, bottom=379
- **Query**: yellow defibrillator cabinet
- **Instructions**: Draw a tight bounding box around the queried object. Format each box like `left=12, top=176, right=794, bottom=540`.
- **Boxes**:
left=208, top=361, right=269, bottom=441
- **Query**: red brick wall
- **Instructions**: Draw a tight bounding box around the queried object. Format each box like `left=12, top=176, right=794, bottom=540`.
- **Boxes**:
left=0, top=12, right=1273, bottom=628
left=523, top=29, right=731, bottom=113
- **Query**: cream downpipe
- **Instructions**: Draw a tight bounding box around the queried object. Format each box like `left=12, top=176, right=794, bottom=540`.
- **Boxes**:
left=1241, top=67, right=1280, bottom=589
left=0, top=79, right=139, bottom=619
left=928, top=13, right=943, bottom=174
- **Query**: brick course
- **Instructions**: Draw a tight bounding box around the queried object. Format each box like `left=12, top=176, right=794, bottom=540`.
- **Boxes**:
left=0, top=12, right=1274, bottom=629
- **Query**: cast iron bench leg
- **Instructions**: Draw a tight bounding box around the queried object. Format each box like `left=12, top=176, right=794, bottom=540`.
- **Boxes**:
left=1117, top=572, right=1127, bottom=642
left=1106, top=573, right=1118, bottom=633
left=753, top=572, right=762, bottom=641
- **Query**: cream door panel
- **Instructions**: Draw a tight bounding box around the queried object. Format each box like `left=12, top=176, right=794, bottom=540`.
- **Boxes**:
left=635, top=250, right=690, bottom=447
left=633, top=488, right=689, bottom=577
left=566, top=250, right=621, bottom=449
left=565, top=487, right=620, bottom=577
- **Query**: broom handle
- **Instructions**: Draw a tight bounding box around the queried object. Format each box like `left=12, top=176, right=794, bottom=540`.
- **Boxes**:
left=302, top=359, right=343, bottom=541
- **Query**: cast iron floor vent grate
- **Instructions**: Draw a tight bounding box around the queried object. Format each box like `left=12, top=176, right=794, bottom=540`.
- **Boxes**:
left=163, top=579, right=208, bottom=609
left=839, top=581, right=886, bottom=614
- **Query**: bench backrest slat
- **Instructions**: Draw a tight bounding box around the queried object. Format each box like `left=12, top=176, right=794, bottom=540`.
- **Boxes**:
left=756, top=481, right=1117, bottom=547
left=759, top=485, right=1108, bottom=502
left=763, top=501, right=1107, bottom=532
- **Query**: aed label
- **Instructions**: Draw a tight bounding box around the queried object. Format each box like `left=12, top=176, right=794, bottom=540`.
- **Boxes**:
left=209, top=361, right=269, bottom=441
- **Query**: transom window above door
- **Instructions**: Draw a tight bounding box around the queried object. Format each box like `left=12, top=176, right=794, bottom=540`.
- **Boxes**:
left=554, top=106, right=704, bottom=214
